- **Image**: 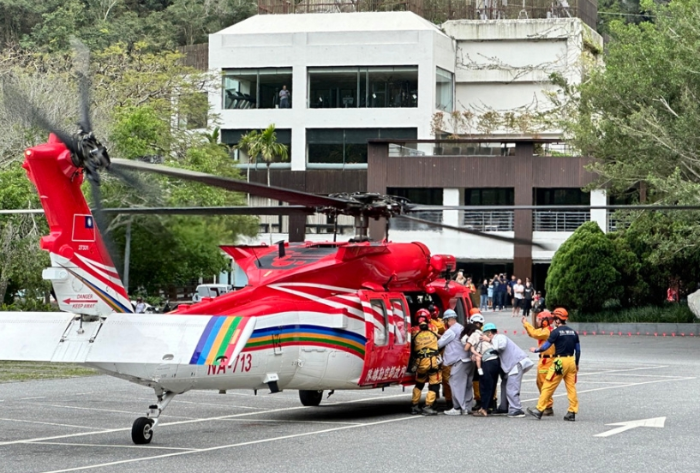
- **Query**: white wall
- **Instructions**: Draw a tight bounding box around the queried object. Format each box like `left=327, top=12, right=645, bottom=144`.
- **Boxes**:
left=443, top=18, right=602, bottom=136
left=210, top=14, right=454, bottom=170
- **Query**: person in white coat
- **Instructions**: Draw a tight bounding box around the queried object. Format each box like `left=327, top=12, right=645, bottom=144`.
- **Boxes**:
left=438, top=310, right=475, bottom=415
left=482, top=324, right=534, bottom=417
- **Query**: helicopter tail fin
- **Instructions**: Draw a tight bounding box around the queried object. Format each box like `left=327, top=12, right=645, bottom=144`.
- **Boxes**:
left=23, top=135, right=133, bottom=315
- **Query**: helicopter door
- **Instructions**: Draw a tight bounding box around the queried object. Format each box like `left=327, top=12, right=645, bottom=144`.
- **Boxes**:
left=358, top=291, right=412, bottom=386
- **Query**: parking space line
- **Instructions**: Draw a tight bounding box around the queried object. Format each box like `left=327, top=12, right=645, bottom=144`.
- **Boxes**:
left=0, top=394, right=409, bottom=447
left=0, top=418, right=102, bottom=431
left=578, top=366, right=668, bottom=377
left=40, top=404, right=196, bottom=420
left=521, top=376, right=696, bottom=403
left=217, top=418, right=363, bottom=425
left=40, top=416, right=420, bottom=473
left=174, top=400, right=260, bottom=410
left=31, top=441, right=199, bottom=451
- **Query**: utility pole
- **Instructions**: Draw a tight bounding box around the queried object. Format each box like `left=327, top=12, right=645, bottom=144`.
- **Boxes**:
left=123, top=219, right=131, bottom=294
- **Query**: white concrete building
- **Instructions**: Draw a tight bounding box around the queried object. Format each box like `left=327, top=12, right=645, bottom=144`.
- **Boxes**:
left=207, top=12, right=606, bottom=284
left=209, top=12, right=455, bottom=171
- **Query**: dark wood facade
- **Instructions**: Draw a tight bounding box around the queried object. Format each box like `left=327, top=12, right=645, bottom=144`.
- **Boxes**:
left=366, top=140, right=597, bottom=280
left=247, top=140, right=596, bottom=280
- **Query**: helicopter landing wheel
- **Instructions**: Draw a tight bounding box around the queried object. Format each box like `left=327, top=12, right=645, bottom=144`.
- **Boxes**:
left=132, top=417, right=155, bottom=445
left=299, top=390, right=324, bottom=406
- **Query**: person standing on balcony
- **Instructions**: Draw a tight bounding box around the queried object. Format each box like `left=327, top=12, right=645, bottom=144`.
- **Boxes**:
left=279, top=85, right=291, bottom=108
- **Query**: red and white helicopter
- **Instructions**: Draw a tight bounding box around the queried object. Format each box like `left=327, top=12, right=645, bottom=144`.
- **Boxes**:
left=0, top=57, right=541, bottom=445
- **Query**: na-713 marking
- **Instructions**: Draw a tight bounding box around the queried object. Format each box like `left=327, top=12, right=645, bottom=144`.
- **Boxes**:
left=207, top=353, right=253, bottom=375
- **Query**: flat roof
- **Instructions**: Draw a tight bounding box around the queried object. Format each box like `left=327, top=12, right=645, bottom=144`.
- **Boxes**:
left=215, top=11, right=446, bottom=36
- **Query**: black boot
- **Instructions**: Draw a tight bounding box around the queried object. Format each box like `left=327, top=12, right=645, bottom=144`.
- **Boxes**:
left=411, top=404, right=422, bottom=415
left=564, top=411, right=576, bottom=422
left=527, top=407, right=543, bottom=420
left=543, top=407, right=554, bottom=416
left=422, top=405, right=438, bottom=416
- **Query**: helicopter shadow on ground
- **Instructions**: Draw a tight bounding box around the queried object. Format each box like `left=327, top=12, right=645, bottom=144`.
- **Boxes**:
left=274, top=397, right=414, bottom=423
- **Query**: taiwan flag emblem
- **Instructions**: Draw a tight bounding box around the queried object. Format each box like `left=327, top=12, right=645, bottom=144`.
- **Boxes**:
left=72, top=214, right=96, bottom=242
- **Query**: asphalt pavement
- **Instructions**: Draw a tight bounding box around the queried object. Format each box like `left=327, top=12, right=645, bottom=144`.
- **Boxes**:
left=1, top=310, right=699, bottom=473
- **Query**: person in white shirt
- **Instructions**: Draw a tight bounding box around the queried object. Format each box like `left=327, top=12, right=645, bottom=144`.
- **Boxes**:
left=437, top=310, right=474, bottom=415
left=512, top=279, right=525, bottom=317
left=482, top=326, right=534, bottom=417
left=135, top=297, right=146, bottom=314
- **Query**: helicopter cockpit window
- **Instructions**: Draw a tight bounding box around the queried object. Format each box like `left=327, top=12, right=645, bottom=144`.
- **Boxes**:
left=390, top=299, right=408, bottom=345
left=370, top=299, right=388, bottom=346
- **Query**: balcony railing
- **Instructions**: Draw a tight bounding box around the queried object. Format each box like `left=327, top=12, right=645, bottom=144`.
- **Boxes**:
left=257, top=0, right=598, bottom=30
left=390, top=211, right=443, bottom=231
left=463, top=211, right=513, bottom=231
left=533, top=211, right=589, bottom=232
left=607, top=215, right=631, bottom=233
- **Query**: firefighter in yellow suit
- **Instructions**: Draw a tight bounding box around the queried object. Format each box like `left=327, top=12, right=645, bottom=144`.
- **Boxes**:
left=410, top=309, right=441, bottom=416
left=522, top=311, right=555, bottom=415
left=527, top=308, right=580, bottom=422
left=429, top=304, right=451, bottom=405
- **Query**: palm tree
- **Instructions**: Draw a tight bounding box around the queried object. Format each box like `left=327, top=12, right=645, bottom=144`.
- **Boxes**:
left=235, top=124, right=289, bottom=188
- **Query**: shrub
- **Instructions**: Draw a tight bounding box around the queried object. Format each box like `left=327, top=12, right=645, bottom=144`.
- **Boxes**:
left=545, top=221, right=622, bottom=313
left=571, top=303, right=697, bottom=324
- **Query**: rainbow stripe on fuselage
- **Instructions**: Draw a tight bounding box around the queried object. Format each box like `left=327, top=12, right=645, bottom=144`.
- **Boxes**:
left=189, top=316, right=366, bottom=365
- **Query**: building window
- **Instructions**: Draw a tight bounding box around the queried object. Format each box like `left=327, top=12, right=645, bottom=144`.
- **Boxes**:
left=387, top=188, right=442, bottom=205
left=222, top=68, right=292, bottom=109
left=436, top=67, right=453, bottom=112
left=465, top=188, right=515, bottom=206
left=308, top=66, right=418, bottom=109
left=534, top=188, right=589, bottom=205
left=307, top=128, right=417, bottom=164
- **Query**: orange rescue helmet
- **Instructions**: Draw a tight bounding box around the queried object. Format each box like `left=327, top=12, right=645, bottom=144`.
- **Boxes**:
left=552, top=307, right=569, bottom=321
left=537, top=310, right=554, bottom=327
left=469, top=308, right=481, bottom=316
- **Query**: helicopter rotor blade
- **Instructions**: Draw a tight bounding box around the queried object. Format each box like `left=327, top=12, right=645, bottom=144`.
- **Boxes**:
left=1, top=80, right=80, bottom=156
left=408, top=204, right=700, bottom=211
left=100, top=205, right=313, bottom=216
left=70, top=38, right=92, bottom=134
left=109, top=158, right=352, bottom=208
left=394, top=214, right=548, bottom=249
left=87, top=177, right=123, bottom=278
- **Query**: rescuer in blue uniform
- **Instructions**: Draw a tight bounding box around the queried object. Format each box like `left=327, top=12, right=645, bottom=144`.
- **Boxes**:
left=527, top=308, right=580, bottom=421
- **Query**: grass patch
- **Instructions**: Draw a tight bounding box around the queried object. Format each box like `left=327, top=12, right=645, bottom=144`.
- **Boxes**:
left=0, top=362, right=98, bottom=383
left=572, top=303, right=698, bottom=324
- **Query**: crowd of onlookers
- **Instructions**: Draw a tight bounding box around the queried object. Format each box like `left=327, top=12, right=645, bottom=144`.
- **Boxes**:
left=453, top=270, right=545, bottom=316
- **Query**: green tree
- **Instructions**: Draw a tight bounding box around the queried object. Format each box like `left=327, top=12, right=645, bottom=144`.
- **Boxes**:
left=560, top=0, right=700, bottom=268
left=545, top=222, right=623, bottom=313
left=0, top=163, right=50, bottom=304
left=235, top=124, right=289, bottom=188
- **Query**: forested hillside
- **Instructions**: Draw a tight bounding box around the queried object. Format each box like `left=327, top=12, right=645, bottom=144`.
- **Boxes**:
left=0, top=0, right=256, bottom=52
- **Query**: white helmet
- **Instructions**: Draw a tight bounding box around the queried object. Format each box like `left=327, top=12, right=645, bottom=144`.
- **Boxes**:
left=470, top=314, right=485, bottom=324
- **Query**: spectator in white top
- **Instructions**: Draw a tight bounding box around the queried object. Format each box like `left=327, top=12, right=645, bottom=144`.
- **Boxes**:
left=512, top=278, right=524, bottom=317
left=135, top=297, right=146, bottom=314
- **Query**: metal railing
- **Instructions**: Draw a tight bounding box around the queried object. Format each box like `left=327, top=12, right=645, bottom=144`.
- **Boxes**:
left=463, top=211, right=513, bottom=231
left=533, top=211, right=589, bottom=232
left=257, top=0, right=598, bottom=30
left=607, top=216, right=630, bottom=233
left=390, top=211, right=443, bottom=231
